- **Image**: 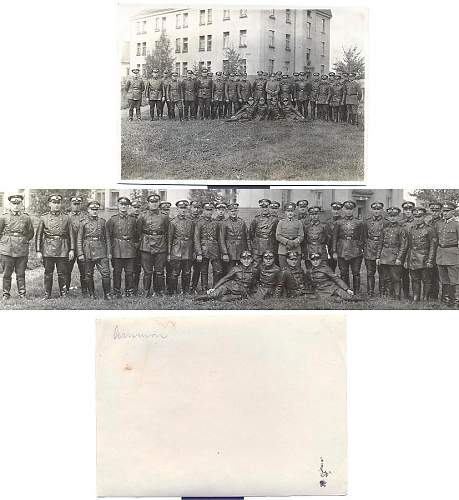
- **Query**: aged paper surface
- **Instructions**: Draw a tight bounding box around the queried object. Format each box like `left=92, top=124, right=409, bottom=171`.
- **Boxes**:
left=96, top=314, right=347, bottom=496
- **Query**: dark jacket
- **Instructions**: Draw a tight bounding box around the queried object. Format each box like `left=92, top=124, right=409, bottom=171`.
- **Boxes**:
left=36, top=211, right=75, bottom=257
left=0, top=211, right=34, bottom=257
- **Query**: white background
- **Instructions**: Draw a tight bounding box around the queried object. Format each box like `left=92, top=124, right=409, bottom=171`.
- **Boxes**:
left=1, top=0, right=459, bottom=499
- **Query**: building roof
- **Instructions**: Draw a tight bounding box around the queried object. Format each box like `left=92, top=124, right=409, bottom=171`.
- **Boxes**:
left=315, top=9, right=332, bottom=18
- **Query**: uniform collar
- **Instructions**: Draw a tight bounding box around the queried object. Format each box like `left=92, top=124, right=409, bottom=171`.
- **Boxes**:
left=10, top=210, right=21, bottom=216
left=177, top=214, right=186, bottom=219
left=373, top=215, right=382, bottom=220
left=344, top=215, right=354, bottom=220
left=311, top=219, right=320, bottom=225
left=119, top=213, right=128, bottom=218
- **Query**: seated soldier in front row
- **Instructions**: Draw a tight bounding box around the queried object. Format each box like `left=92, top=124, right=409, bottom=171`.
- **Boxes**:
left=194, top=250, right=259, bottom=302
left=279, top=97, right=306, bottom=121
left=226, top=97, right=258, bottom=122
left=280, top=251, right=314, bottom=297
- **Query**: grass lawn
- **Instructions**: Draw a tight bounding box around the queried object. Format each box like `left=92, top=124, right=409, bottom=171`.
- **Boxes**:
left=0, top=265, right=449, bottom=311
left=121, top=106, right=364, bottom=182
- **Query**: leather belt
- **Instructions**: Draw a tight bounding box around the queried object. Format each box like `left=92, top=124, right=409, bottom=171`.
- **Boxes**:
left=177, top=237, right=191, bottom=241
left=203, top=238, right=217, bottom=242
left=45, top=235, right=64, bottom=240
left=4, top=232, right=23, bottom=236
left=343, top=236, right=358, bottom=240
left=115, top=237, right=134, bottom=241
left=85, top=236, right=101, bottom=240
left=367, top=236, right=381, bottom=241
left=144, top=231, right=164, bottom=236
left=228, top=238, right=243, bottom=240
left=438, top=244, right=457, bottom=248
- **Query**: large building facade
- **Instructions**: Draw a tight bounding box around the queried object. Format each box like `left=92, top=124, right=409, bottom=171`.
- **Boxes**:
left=129, top=8, right=332, bottom=77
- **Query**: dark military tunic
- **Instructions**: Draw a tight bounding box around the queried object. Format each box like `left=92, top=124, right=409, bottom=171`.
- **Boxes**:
left=330, top=81, right=345, bottom=107
left=294, top=80, right=312, bottom=101
left=377, top=222, right=407, bottom=265
left=226, top=81, right=239, bottom=102
left=36, top=211, right=75, bottom=257
left=107, top=213, right=139, bottom=259
left=136, top=210, right=169, bottom=254
left=281, top=266, right=311, bottom=297
left=197, top=77, right=212, bottom=98
left=249, top=214, right=278, bottom=256
left=435, top=219, right=459, bottom=266
left=333, top=217, right=364, bottom=260
left=317, top=81, right=331, bottom=105
left=308, top=261, right=353, bottom=297
left=145, top=78, right=163, bottom=100
left=252, top=263, right=283, bottom=298
left=363, top=216, right=384, bottom=260
left=219, top=216, right=248, bottom=261
left=344, top=80, right=362, bottom=106
left=166, top=79, right=184, bottom=101
left=238, top=80, right=252, bottom=102
left=279, top=80, right=293, bottom=101
left=125, top=75, right=145, bottom=100
left=303, top=220, right=328, bottom=258
left=168, top=215, right=195, bottom=260
left=77, top=217, right=109, bottom=260
left=0, top=212, right=34, bottom=257
left=183, top=78, right=197, bottom=101
left=310, top=78, right=321, bottom=103
left=252, top=78, right=266, bottom=100
left=209, top=262, right=259, bottom=299
left=213, top=79, right=227, bottom=102
left=406, top=221, right=437, bottom=270
left=194, top=218, right=221, bottom=259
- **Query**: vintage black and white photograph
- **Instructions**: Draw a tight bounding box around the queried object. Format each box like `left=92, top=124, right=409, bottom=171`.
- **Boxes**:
left=119, top=6, right=367, bottom=182
left=1, top=187, right=458, bottom=310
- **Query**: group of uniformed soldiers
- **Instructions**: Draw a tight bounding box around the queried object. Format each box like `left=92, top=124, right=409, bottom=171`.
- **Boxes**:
left=125, top=68, right=362, bottom=124
left=1, top=194, right=457, bottom=307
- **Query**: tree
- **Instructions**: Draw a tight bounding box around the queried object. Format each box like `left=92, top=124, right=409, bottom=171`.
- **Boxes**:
left=144, top=32, right=175, bottom=78
left=332, top=46, right=365, bottom=79
left=411, top=189, right=459, bottom=206
left=189, top=189, right=236, bottom=206
left=28, top=189, right=92, bottom=215
left=223, top=46, right=246, bottom=74
left=129, top=189, right=162, bottom=205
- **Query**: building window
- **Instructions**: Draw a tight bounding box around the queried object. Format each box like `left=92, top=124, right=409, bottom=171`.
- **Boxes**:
left=321, top=18, right=326, bottom=33
left=136, top=43, right=141, bottom=56
left=183, top=13, right=188, bottom=28
left=136, top=21, right=140, bottom=34
left=207, top=34, right=212, bottom=51
left=223, top=59, right=229, bottom=73
left=175, top=62, right=180, bottom=75
left=182, top=62, right=188, bottom=74
left=142, top=42, right=146, bottom=56
left=182, top=37, right=188, bottom=53
left=240, top=9, right=247, bottom=18
left=285, top=34, right=291, bottom=50
left=286, top=9, right=291, bottom=23
left=306, top=10, right=311, bottom=17
left=155, top=18, right=160, bottom=31
left=207, top=9, right=212, bottom=24
left=199, top=35, right=205, bottom=51
left=268, top=59, right=275, bottom=74
left=268, top=30, right=275, bottom=48
left=162, top=17, right=166, bottom=30
left=207, top=61, right=211, bottom=71
left=110, top=191, right=120, bottom=208
left=321, top=64, right=325, bottom=74
left=223, top=10, right=230, bottom=20
left=175, top=38, right=181, bottom=53
left=95, top=190, right=105, bottom=208
left=240, top=59, right=247, bottom=73
left=142, top=20, right=147, bottom=33
left=307, top=22, right=311, bottom=39
left=239, top=30, right=247, bottom=48
left=155, top=40, right=159, bottom=49
left=199, top=10, right=205, bottom=25
left=321, top=41, right=325, bottom=56
left=223, top=31, right=230, bottom=49
left=269, top=9, right=275, bottom=19
left=284, top=61, right=290, bottom=73
left=176, top=14, right=181, bottom=28
left=136, top=63, right=140, bottom=69
left=315, top=191, right=323, bottom=208
left=306, top=48, right=311, bottom=62
left=199, top=61, right=204, bottom=71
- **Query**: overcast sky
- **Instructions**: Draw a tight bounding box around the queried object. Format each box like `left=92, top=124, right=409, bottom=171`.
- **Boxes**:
left=119, top=6, right=367, bottom=65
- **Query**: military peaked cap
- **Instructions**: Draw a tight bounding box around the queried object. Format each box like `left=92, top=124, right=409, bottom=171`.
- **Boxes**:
left=203, top=202, right=215, bottom=210
left=176, top=200, right=189, bottom=208
left=331, top=202, right=343, bottom=209
left=147, top=194, right=161, bottom=202
left=159, top=201, right=171, bottom=209
left=88, top=201, right=101, bottom=209
left=190, top=200, right=201, bottom=208
left=48, top=194, right=63, bottom=202
left=228, top=203, right=239, bottom=210
left=286, top=251, right=299, bottom=259
left=240, top=250, right=253, bottom=258
left=258, top=198, right=271, bottom=207
left=309, top=252, right=322, bottom=260
left=310, top=206, right=321, bottom=214
left=401, top=201, right=415, bottom=209
left=216, top=202, right=227, bottom=209
left=412, top=207, right=427, bottom=214
left=284, top=202, right=296, bottom=211
left=442, top=201, right=457, bottom=211
left=387, top=207, right=401, bottom=215
left=131, top=68, right=140, bottom=74
left=70, top=196, right=83, bottom=203
left=8, top=194, right=24, bottom=202
left=371, top=202, right=384, bottom=210
left=131, top=200, right=142, bottom=208
left=343, top=200, right=356, bottom=209
left=296, top=200, right=309, bottom=208
left=429, top=202, right=442, bottom=210
left=118, top=197, right=131, bottom=205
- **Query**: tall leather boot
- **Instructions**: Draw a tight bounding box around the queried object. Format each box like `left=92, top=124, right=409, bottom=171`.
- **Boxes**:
left=393, top=282, right=401, bottom=300
left=341, top=273, right=350, bottom=288
left=442, top=285, right=452, bottom=306
left=125, top=273, right=134, bottom=297
left=181, top=272, right=191, bottom=294
left=190, top=263, right=201, bottom=293
left=132, top=273, right=140, bottom=296
left=143, top=274, right=152, bottom=297
left=102, top=278, right=111, bottom=300
left=80, top=275, right=88, bottom=297
left=17, top=276, right=26, bottom=298
left=213, top=270, right=222, bottom=289
left=201, top=271, right=209, bottom=293
left=422, top=283, right=431, bottom=301
left=353, top=275, right=361, bottom=295
left=87, top=277, right=96, bottom=299
left=112, top=271, right=122, bottom=298
left=156, top=274, right=165, bottom=296
left=44, top=275, right=53, bottom=299
left=367, top=276, right=375, bottom=297
left=2, top=277, right=12, bottom=299
left=58, top=275, right=68, bottom=297
left=169, top=276, right=178, bottom=295
left=412, top=280, right=421, bottom=302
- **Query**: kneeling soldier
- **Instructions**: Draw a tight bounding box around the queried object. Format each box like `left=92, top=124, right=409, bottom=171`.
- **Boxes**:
left=168, top=200, right=195, bottom=294
left=77, top=201, right=111, bottom=300
left=107, top=197, right=139, bottom=298
left=0, top=195, right=34, bottom=299
left=405, top=206, right=437, bottom=302
left=376, top=207, right=408, bottom=300
left=36, top=194, right=76, bottom=299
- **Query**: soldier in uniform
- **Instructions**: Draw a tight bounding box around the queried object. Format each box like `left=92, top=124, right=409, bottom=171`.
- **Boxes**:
left=182, top=70, right=197, bottom=120
left=332, top=200, right=364, bottom=294
left=252, top=70, right=267, bottom=103
left=296, top=200, right=310, bottom=224
left=294, top=71, right=312, bottom=118
left=344, top=72, right=362, bottom=125
left=376, top=207, right=408, bottom=300
left=168, top=200, right=195, bottom=294
left=77, top=201, right=111, bottom=300
left=326, top=201, right=342, bottom=272
left=130, top=199, right=143, bottom=295
left=340, top=73, right=349, bottom=122
left=125, top=68, right=145, bottom=121
left=326, top=73, right=336, bottom=120
left=159, top=201, right=173, bottom=293
left=363, top=202, right=385, bottom=297
left=280, top=251, right=313, bottom=298
left=107, top=197, right=139, bottom=298
left=249, top=199, right=278, bottom=264
left=303, top=206, right=329, bottom=266
left=226, top=74, right=240, bottom=117
left=309, top=72, right=321, bottom=120
left=67, top=196, right=87, bottom=296
left=265, top=73, right=280, bottom=103
left=267, top=95, right=281, bottom=120
left=165, top=72, right=184, bottom=121
left=188, top=200, right=202, bottom=293
left=279, top=97, right=306, bottom=120
left=160, top=70, right=170, bottom=118
left=425, top=201, right=443, bottom=299
left=136, top=194, right=169, bottom=296
left=0, top=195, right=34, bottom=299
left=435, top=201, right=459, bottom=308
left=405, top=207, right=437, bottom=302
left=279, top=74, right=293, bottom=104
left=194, top=202, right=223, bottom=292
left=269, top=201, right=281, bottom=265
left=307, top=252, right=361, bottom=302
left=237, top=73, right=252, bottom=106
left=401, top=201, right=416, bottom=299
left=197, top=68, right=213, bottom=120
left=219, top=202, right=249, bottom=270
left=252, top=250, right=283, bottom=299
left=36, top=194, right=76, bottom=299
left=316, top=74, right=330, bottom=121
left=212, top=71, right=227, bottom=119
left=254, top=97, right=269, bottom=120
left=194, top=250, right=259, bottom=302
left=329, top=74, right=345, bottom=122
left=226, top=97, right=258, bottom=121
left=145, top=68, right=164, bottom=121
left=214, top=202, right=228, bottom=275
left=276, top=202, right=304, bottom=269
